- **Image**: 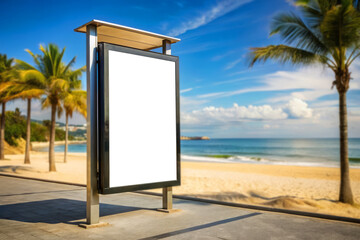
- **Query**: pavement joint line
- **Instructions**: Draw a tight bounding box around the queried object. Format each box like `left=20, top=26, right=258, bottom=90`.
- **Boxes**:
left=1, top=173, right=360, bottom=225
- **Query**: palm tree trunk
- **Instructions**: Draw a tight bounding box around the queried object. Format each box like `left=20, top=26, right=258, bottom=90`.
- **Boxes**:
left=24, top=98, right=31, bottom=164
left=64, top=112, right=68, bottom=163
left=0, top=102, right=6, bottom=160
left=49, top=103, right=56, bottom=172
left=338, top=92, right=354, bottom=204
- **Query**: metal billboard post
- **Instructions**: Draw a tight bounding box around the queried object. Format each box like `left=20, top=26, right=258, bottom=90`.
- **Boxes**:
left=79, top=24, right=103, bottom=228
left=162, top=40, right=172, bottom=211
left=159, top=39, right=179, bottom=213
left=86, top=24, right=99, bottom=225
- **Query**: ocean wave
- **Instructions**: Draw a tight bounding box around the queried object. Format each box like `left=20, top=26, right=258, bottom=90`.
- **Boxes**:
left=181, top=154, right=271, bottom=164
left=180, top=154, right=360, bottom=168
left=181, top=155, right=234, bottom=163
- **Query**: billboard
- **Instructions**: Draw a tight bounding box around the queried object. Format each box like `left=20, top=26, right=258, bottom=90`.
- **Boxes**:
left=98, top=43, right=180, bottom=194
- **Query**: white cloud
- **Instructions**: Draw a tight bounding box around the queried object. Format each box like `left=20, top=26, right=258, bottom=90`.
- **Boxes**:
left=311, top=100, right=338, bottom=108
left=195, top=63, right=360, bottom=102
left=228, top=66, right=335, bottom=99
left=285, top=98, right=313, bottom=119
left=349, top=107, right=360, bottom=116
left=198, top=92, right=226, bottom=99
left=212, top=50, right=236, bottom=61
left=180, top=98, right=360, bottom=137
left=168, top=0, right=252, bottom=36
left=180, top=60, right=360, bottom=137
left=225, top=57, right=243, bottom=70
left=182, top=102, right=288, bottom=125
left=263, top=124, right=279, bottom=129
left=182, top=98, right=316, bottom=126
left=180, top=96, right=208, bottom=112
left=180, top=88, right=193, bottom=94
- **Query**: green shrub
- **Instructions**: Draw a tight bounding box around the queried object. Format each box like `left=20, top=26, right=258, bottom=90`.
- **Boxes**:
left=4, top=109, right=26, bottom=146
left=1, top=108, right=73, bottom=146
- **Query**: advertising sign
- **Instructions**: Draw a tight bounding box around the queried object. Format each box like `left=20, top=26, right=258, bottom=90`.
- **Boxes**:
left=98, top=43, right=180, bottom=194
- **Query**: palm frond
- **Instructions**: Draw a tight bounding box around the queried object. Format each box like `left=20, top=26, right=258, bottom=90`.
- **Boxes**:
left=63, top=56, right=76, bottom=74
left=271, top=12, right=327, bottom=54
left=249, top=45, right=318, bottom=66
left=346, top=47, right=360, bottom=65
left=10, top=89, right=44, bottom=100
left=296, top=0, right=338, bottom=27
left=50, top=78, right=70, bottom=93
left=41, top=97, right=51, bottom=110
left=0, top=82, right=13, bottom=94
left=19, top=70, right=46, bottom=86
left=63, top=90, right=87, bottom=118
left=15, top=59, right=37, bottom=71
left=321, top=1, right=360, bottom=49
left=25, top=49, right=41, bottom=68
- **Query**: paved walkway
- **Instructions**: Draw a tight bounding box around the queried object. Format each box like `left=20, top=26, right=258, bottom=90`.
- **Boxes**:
left=0, top=176, right=359, bottom=240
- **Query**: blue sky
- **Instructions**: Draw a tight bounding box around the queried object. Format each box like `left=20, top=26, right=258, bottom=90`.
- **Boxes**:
left=1, top=0, right=359, bottom=138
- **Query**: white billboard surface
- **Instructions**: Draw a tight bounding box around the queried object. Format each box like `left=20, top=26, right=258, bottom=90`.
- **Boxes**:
left=108, top=50, right=177, bottom=188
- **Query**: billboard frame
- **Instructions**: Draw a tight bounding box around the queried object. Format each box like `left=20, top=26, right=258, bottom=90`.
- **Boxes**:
left=98, top=42, right=181, bottom=195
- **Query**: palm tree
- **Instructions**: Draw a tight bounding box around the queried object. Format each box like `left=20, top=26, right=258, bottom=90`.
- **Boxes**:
left=0, top=54, right=16, bottom=160
left=11, top=69, right=45, bottom=164
left=16, top=44, right=79, bottom=172
left=62, top=69, right=86, bottom=163
left=249, top=0, right=360, bottom=204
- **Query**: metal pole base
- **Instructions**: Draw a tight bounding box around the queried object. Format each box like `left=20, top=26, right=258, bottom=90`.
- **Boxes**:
left=157, top=186, right=180, bottom=213
left=157, top=208, right=181, bottom=213
left=78, top=222, right=109, bottom=229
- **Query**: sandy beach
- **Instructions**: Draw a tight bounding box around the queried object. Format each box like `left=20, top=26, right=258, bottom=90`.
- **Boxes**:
left=0, top=152, right=359, bottom=218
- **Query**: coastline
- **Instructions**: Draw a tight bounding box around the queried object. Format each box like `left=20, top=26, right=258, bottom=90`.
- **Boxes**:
left=0, top=151, right=359, bottom=218
left=31, top=140, right=86, bottom=149
left=181, top=154, right=360, bottom=168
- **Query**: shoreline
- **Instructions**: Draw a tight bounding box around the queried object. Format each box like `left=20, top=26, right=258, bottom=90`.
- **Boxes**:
left=30, top=146, right=360, bottom=168
left=3, top=151, right=360, bottom=182
left=31, top=140, right=86, bottom=149
left=182, top=156, right=360, bottom=169
left=29, top=139, right=360, bottom=169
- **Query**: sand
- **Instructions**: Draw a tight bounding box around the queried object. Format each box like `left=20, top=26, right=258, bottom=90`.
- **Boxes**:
left=1, top=152, right=359, bottom=218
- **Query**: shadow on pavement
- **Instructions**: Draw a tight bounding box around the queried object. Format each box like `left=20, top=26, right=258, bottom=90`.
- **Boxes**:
left=139, top=212, right=262, bottom=240
left=0, top=198, right=144, bottom=225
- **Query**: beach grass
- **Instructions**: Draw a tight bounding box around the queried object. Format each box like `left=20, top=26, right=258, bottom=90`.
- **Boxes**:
left=250, top=157, right=262, bottom=161
left=349, top=158, right=360, bottom=162
left=205, top=154, right=233, bottom=159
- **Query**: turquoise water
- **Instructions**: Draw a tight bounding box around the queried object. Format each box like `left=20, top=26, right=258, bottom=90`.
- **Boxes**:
left=46, top=138, right=360, bottom=167
left=181, top=138, right=360, bottom=168
left=38, top=144, right=87, bottom=153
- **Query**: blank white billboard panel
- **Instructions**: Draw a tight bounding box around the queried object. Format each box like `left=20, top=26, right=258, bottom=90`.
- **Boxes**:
left=98, top=43, right=180, bottom=194
left=109, top=50, right=176, bottom=188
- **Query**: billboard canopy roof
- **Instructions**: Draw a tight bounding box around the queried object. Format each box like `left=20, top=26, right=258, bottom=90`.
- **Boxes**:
left=74, top=19, right=180, bottom=50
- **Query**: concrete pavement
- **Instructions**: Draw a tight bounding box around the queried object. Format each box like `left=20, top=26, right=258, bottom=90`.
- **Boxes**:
left=0, top=176, right=359, bottom=239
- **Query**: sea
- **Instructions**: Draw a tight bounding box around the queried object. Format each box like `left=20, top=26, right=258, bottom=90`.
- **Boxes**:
left=47, top=138, right=360, bottom=168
